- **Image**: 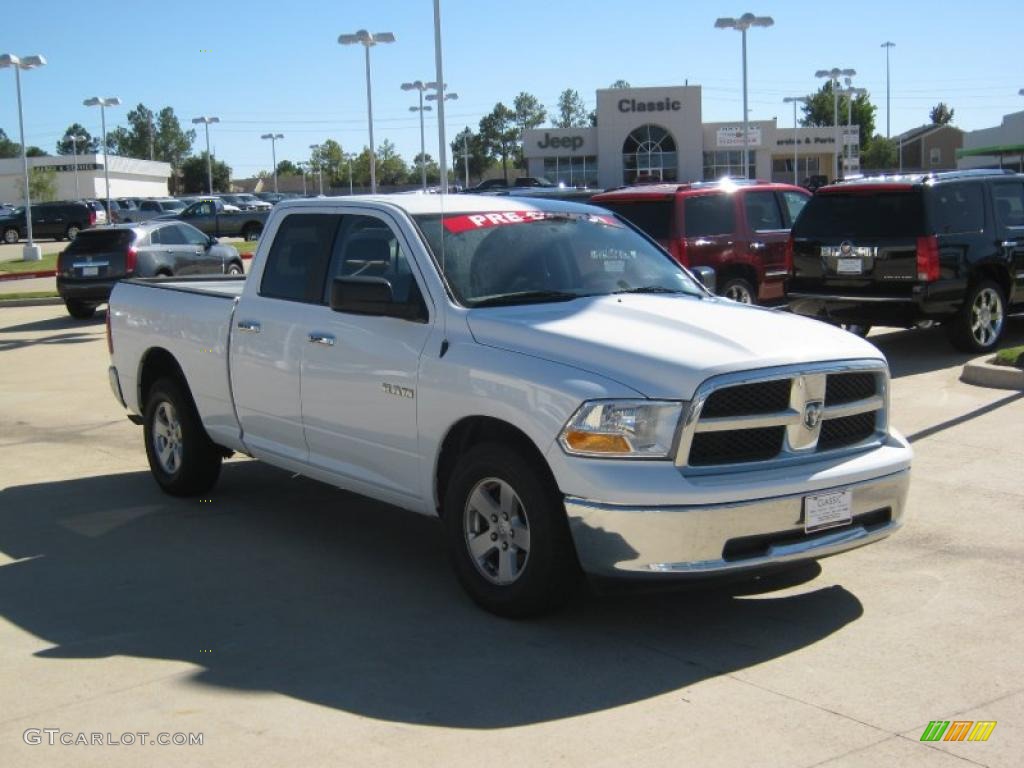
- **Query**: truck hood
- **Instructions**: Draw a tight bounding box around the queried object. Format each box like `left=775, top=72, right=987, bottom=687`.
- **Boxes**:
left=466, top=294, right=885, bottom=399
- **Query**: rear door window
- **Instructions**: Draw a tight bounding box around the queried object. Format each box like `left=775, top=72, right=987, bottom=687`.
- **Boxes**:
left=260, top=214, right=339, bottom=303
left=158, top=225, right=186, bottom=245
left=991, top=182, right=1024, bottom=230
left=929, top=183, right=985, bottom=234
left=792, top=190, right=925, bottom=239
left=744, top=191, right=785, bottom=231
left=683, top=194, right=736, bottom=237
left=596, top=200, right=673, bottom=240
left=779, top=191, right=810, bottom=226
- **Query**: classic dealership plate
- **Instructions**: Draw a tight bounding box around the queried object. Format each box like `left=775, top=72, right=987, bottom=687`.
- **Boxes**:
left=804, top=489, right=853, bottom=533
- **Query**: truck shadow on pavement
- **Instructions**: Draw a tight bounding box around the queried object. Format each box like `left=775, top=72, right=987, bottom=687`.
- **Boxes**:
left=0, top=462, right=862, bottom=729
left=0, top=313, right=106, bottom=335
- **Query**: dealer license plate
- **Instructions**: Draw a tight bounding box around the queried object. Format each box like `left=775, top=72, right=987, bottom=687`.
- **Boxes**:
left=836, top=258, right=862, bottom=275
left=804, top=489, right=852, bottom=533
left=81, top=266, right=99, bottom=277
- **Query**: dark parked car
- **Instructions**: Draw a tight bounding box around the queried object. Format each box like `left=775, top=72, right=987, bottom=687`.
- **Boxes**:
left=786, top=169, right=1024, bottom=352
left=1, top=200, right=106, bottom=243
left=56, top=221, right=244, bottom=318
left=592, top=180, right=810, bottom=304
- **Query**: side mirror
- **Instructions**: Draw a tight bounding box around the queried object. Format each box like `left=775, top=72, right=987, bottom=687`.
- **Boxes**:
left=330, top=276, right=426, bottom=322
left=208, top=236, right=218, bottom=246
left=690, top=266, right=716, bottom=294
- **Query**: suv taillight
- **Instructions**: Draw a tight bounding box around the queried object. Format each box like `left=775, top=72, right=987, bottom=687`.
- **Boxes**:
left=105, top=309, right=113, bottom=355
left=916, top=235, right=940, bottom=282
left=668, top=239, right=689, bottom=266
left=785, top=235, right=795, bottom=273
left=126, top=246, right=138, bottom=274
left=88, top=209, right=97, bottom=226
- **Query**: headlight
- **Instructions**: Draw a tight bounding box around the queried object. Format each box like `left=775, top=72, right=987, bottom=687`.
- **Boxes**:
left=559, top=400, right=685, bottom=459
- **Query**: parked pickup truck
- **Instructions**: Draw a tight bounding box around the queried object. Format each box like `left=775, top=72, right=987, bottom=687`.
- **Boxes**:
left=107, top=195, right=912, bottom=616
left=157, top=197, right=268, bottom=241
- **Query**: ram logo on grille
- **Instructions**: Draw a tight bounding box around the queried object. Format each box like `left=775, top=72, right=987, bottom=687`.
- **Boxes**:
left=803, top=400, right=824, bottom=430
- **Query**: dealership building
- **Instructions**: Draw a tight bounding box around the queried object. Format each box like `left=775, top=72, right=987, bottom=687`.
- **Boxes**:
left=523, top=85, right=858, bottom=188
left=0, top=154, right=171, bottom=204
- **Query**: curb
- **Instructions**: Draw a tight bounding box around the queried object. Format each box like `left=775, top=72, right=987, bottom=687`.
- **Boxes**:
left=961, top=357, right=1024, bottom=390
left=0, top=297, right=62, bottom=307
left=0, top=270, right=56, bottom=281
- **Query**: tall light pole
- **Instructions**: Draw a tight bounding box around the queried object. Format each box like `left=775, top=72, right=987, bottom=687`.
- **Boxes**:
left=715, top=13, right=774, bottom=179
left=401, top=81, right=432, bottom=191
left=462, top=132, right=470, bottom=189
left=261, top=133, right=284, bottom=193
left=881, top=42, right=895, bottom=139
left=426, top=87, right=458, bottom=190
left=431, top=0, right=449, bottom=194
left=69, top=134, right=87, bottom=200
left=339, top=29, right=395, bottom=194
left=297, top=162, right=308, bottom=196
left=839, top=81, right=867, bottom=175
left=0, top=53, right=47, bottom=261
left=309, top=144, right=324, bottom=195
left=191, top=116, right=220, bottom=195
left=815, top=68, right=856, bottom=180
left=342, top=152, right=355, bottom=195
left=782, top=96, right=808, bottom=185
left=84, top=96, right=121, bottom=227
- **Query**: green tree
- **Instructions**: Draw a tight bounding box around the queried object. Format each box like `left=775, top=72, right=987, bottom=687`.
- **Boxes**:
left=478, top=103, right=519, bottom=183
left=609, top=80, right=631, bottom=89
left=180, top=152, right=231, bottom=193
left=451, top=127, right=490, bottom=186
left=155, top=107, right=195, bottom=194
left=407, top=152, right=441, bottom=185
left=28, top=167, right=57, bottom=202
left=376, top=139, right=408, bottom=186
left=929, top=102, right=954, bottom=125
left=800, top=81, right=877, bottom=150
left=512, top=91, right=547, bottom=169
left=555, top=88, right=589, bottom=128
left=25, top=146, right=47, bottom=157
left=860, top=135, right=898, bottom=170
left=311, top=139, right=346, bottom=187
left=275, top=159, right=301, bottom=176
left=57, top=124, right=100, bottom=155
left=0, top=128, right=18, bottom=158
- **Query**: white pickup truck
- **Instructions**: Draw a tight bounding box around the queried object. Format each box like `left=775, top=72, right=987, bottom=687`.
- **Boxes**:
left=107, top=195, right=912, bottom=616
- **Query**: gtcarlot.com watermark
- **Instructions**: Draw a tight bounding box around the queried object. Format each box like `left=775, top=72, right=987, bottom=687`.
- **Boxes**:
left=24, top=729, right=203, bottom=747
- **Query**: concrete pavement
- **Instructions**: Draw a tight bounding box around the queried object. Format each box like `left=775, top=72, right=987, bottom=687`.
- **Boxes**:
left=0, top=305, right=1021, bottom=767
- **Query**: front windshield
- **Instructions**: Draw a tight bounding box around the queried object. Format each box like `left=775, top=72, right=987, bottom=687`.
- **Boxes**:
left=414, top=210, right=703, bottom=307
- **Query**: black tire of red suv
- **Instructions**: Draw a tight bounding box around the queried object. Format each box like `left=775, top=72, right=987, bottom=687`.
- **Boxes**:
left=720, top=277, right=756, bottom=305
left=840, top=324, right=872, bottom=338
left=945, top=280, right=1006, bottom=353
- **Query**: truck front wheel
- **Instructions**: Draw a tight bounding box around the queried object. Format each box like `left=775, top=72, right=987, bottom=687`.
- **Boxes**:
left=144, top=377, right=222, bottom=496
left=242, top=224, right=261, bottom=242
left=443, top=443, right=579, bottom=617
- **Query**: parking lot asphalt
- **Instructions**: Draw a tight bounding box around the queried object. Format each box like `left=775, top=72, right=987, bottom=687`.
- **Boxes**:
left=0, top=304, right=1022, bottom=767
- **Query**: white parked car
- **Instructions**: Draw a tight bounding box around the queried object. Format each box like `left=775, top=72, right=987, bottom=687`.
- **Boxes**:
left=106, top=195, right=912, bottom=616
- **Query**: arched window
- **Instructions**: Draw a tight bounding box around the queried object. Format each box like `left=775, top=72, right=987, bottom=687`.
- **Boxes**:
left=622, top=125, right=677, bottom=183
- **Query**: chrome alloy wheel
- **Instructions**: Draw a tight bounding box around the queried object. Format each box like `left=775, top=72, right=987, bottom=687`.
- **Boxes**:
left=152, top=401, right=184, bottom=474
left=970, top=287, right=1004, bottom=348
left=724, top=282, right=754, bottom=304
left=463, top=477, right=531, bottom=586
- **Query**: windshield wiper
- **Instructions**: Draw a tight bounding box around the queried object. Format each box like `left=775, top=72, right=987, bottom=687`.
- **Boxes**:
left=612, top=286, right=694, bottom=295
left=471, top=290, right=585, bottom=307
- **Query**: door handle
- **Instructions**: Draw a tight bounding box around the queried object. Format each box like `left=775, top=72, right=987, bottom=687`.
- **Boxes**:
left=1001, top=241, right=1019, bottom=248
left=750, top=241, right=766, bottom=250
left=236, top=320, right=261, bottom=333
left=308, top=332, right=335, bottom=346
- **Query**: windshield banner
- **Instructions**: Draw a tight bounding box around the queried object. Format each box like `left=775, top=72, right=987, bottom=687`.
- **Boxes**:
left=441, top=211, right=620, bottom=233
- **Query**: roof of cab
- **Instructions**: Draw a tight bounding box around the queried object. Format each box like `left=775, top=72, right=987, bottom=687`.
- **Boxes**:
left=271, top=193, right=603, bottom=217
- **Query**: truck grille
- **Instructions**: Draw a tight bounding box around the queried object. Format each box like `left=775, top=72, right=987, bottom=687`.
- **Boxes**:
left=678, top=362, right=887, bottom=471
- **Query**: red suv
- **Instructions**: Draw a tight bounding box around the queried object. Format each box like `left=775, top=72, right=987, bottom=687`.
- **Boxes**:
left=591, top=180, right=810, bottom=303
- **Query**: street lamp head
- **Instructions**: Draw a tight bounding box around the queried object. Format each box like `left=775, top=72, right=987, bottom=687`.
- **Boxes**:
left=1019, top=88, right=1024, bottom=96
left=401, top=81, right=425, bottom=91
left=191, top=116, right=220, bottom=125
left=715, top=14, right=773, bottom=30
left=783, top=96, right=809, bottom=104
left=425, top=81, right=447, bottom=91
left=815, top=68, right=856, bottom=81
left=84, top=96, right=120, bottom=107
left=881, top=41, right=896, bottom=48
left=0, top=53, right=47, bottom=69
left=261, top=133, right=284, bottom=140
left=339, top=30, right=395, bottom=47
left=426, top=92, right=458, bottom=102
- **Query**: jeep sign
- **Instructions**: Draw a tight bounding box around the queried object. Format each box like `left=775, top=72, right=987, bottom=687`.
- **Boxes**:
left=537, top=133, right=585, bottom=151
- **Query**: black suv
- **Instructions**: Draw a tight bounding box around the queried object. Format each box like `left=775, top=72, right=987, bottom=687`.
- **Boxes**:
left=786, top=170, right=1024, bottom=352
left=0, top=200, right=106, bottom=243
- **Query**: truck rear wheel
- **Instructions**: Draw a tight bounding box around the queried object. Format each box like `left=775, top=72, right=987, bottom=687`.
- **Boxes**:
left=443, top=443, right=579, bottom=617
left=144, top=377, right=222, bottom=496
left=242, top=224, right=261, bottom=242
left=720, top=277, right=756, bottom=305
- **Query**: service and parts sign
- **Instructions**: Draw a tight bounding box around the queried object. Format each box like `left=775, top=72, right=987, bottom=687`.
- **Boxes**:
left=716, top=127, right=763, bottom=148
left=441, top=211, right=621, bottom=233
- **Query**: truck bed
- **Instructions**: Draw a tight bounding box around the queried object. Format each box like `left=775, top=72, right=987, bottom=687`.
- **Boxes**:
left=121, top=274, right=247, bottom=299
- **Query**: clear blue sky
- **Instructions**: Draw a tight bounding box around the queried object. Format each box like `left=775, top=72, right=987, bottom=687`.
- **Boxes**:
left=1, top=0, right=1020, bottom=177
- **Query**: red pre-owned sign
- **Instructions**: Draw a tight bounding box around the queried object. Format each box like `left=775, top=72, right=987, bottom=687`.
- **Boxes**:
left=441, top=211, right=620, bottom=233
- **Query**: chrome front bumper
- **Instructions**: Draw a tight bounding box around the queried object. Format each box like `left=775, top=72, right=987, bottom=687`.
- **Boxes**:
left=565, top=469, right=909, bottom=578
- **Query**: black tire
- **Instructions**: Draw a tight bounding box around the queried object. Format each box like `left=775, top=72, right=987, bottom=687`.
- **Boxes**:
left=242, top=224, right=261, bottom=242
left=840, top=323, right=872, bottom=338
left=3, top=227, right=19, bottom=245
left=719, top=277, right=756, bottom=305
left=226, top=261, right=244, bottom=275
left=945, top=279, right=1006, bottom=353
left=443, top=443, right=579, bottom=617
left=65, top=224, right=81, bottom=240
left=155, top=269, right=172, bottom=278
left=143, top=377, right=222, bottom=496
left=64, top=299, right=96, bottom=319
